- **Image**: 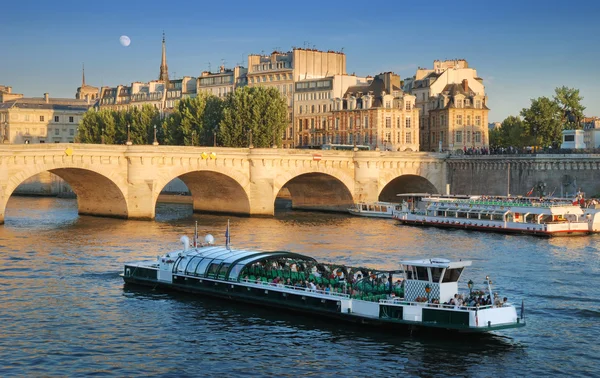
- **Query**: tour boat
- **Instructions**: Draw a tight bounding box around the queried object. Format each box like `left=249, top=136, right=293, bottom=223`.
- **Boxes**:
left=348, top=201, right=398, bottom=218
left=122, top=224, right=525, bottom=335
left=392, top=193, right=600, bottom=236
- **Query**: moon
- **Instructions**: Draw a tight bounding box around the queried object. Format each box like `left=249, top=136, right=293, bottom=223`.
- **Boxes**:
left=119, top=35, right=131, bottom=47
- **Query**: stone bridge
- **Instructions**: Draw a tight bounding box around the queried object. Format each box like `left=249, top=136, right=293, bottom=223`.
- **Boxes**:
left=0, top=144, right=448, bottom=224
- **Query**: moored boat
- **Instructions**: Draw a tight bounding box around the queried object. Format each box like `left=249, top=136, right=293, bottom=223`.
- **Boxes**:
left=393, top=193, right=600, bottom=236
left=348, top=201, right=398, bottom=218
left=122, top=226, right=525, bottom=335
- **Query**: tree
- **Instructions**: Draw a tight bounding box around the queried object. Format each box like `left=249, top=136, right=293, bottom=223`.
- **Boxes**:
left=78, top=108, right=116, bottom=143
left=520, top=97, right=562, bottom=150
left=161, top=93, right=223, bottom=146
left=554, top=86, right=585, bottom=130
left=489, top=116, right=532, bottom=149
left=219, top=86, right=287, bottom=148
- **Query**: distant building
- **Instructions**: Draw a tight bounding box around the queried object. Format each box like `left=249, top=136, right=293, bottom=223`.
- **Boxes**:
left=426, top=80, right=489, bottom=152
left=0, top=92, right=91, bottom=144
left=294, top=74, right=370, bottom=147
left=0, top=85, right=24, bottom=102
left=582, top=117, right=600, bottom=130
left=247, top=48, right=347, bottom=148
left=405, top=59, right=489, bottom=151
left=328, top=72, right=419, bottom=151
left=75, top=65, right=99, bottom=102
left=197, top=65, right=247, bottom=98
left=97, top=34, right=196, bottom=113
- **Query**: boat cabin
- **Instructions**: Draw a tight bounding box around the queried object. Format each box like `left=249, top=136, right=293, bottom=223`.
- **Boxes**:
left=400, top=258, right=472, bottom=304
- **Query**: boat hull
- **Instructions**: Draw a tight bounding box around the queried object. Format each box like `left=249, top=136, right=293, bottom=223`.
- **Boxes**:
left=396, top=218, right=590, bottom=237
left=122, top=273, right=524, bottom=334
left=348, top=209, right=393, bottom=218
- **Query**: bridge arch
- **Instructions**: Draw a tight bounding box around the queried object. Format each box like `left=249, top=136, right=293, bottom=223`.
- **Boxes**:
left=275, top=172, right=354, bottom=212
left=154, top=166, right=250, bottom=215
left=378, top=174, right=439, bottom=202
left=3, top=165, right=129, bottom=220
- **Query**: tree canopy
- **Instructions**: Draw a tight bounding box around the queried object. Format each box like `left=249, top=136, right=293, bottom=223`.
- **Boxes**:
left=77, top=87, right=286, bottom=148
left=520, top=96, right=562, bottom=150
left=553, top=86, right=585, bottom=130
left=489, top=115, right=532, bottom=148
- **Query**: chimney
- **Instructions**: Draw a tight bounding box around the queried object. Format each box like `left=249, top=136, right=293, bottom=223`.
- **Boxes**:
left=44, top=93, right=49, bottom=103
left=462, top=79, right=468, bottom=93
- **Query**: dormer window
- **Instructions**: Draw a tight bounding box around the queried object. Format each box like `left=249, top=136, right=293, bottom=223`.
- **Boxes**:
left=456, top=99, right=463, bottom=108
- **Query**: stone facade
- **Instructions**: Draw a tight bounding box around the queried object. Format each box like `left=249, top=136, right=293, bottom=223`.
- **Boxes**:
left=0, top=144, right=447, bottom=224
left=328, top=73, right=419, bottom=151
left=0, top=93, right=91, bottom=144
left=247, top=48, right=347, bottom=148
left=427, top=80, right=489, bottom=152
left=405, top=60, right=488, bottom=151
left=197, top=65, right=247, bottom=98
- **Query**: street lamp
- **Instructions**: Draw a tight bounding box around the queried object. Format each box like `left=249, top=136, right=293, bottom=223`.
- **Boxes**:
left=126, top=124, right=132, bottom=145
left=213, top=128, right=217, bottom=147
left=191, top=130, right=195, bottom=146
left=425, top=284, right=431, bottom=303
left=75, top=127, right=79, bottom=143
left=101, top=127, right=105, bottom=144
left=248, top=129, right=253, bottom=148
left=153, top=124, right=159, bottom=146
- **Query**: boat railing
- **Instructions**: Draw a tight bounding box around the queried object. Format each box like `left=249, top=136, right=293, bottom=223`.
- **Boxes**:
left=427, top=199, right=575, bottom=208
left=378, top=298, right=507, bottom=311
left=236, top=279, right=350, bottom=299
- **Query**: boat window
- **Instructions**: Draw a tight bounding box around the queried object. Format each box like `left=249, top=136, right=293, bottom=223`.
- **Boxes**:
left=442, top=268, right=464, bottom=282
left=217, top=263, right=231, bottom=278
left=229, top=263, right=244, bottom=280
left=221, top=250, right=255, bottom=264
left=185, top=256, right=203, bottom=275
left=381, top=206, right=387, bottom=212
left=431, top=267, right=444, bottom=283
left=362, top=204, right=368, bottom=211
left=416, top=266, right=429, bottom=281
left=206, top=260, right=223, bottom=277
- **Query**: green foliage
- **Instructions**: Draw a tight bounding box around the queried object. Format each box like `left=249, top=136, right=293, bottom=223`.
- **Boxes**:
left=489, top=116, right=533, bottom=148
left=553, top=86, right=585, bottom=130
left=219, top=86, right=287, bottom=148
left=520, top=96, right=562, bottom=149
left=77, top=87, right=287, bottom=147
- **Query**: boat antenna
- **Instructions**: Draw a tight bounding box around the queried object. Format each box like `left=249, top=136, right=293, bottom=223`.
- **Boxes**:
left=194, top=221, right=198, bottom=248
left=225, top=219, right=231, bottom=250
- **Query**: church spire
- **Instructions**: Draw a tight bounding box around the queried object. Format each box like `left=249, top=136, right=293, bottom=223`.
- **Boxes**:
left=159, top=32, right=169, bottom=83
left=82, top=63, right=86, bottom=87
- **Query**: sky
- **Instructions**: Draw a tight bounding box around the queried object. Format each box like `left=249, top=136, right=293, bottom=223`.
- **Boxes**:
left=1, top=0, right=599, bottom=122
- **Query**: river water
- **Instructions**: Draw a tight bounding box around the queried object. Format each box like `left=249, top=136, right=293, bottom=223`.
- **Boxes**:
left=0, top=197, right=598, bottom=377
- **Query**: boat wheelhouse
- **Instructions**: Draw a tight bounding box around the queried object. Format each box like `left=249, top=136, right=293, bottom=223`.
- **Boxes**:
left=393, top=193, right=600, bottom=236
left=348, top=201, right=398, bottom=218
left=122, top=235, right=525, bottom=334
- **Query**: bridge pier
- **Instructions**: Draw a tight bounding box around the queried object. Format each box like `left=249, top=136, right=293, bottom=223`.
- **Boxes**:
left=354, top=157, right=381, bottom=203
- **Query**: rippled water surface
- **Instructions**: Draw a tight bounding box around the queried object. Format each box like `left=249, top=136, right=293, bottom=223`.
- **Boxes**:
left=1, top=197, right=599, bottom=377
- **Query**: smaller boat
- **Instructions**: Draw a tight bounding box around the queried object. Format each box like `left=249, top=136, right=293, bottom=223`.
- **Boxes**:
left=393, top=193, right=600, bottom=236
left=348, top=201, right=398, bottom=218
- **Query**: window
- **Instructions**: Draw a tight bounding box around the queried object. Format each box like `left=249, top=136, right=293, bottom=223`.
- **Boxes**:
left=442, top=268, right=463, bottom=282
left=456, top=115, right=462, bottom=126
left=39, top=116, right=44, bottom=122
left=298, top=119, right=302, bottom=132
left=349, top=118, right=353, bottom=129
left=335, top=118, right=339, bottom=130
left=475, top=100, right=481, bottom=108
left=455, top=131, right=463, bottom=143
left=70, top=129, right=75, bottom=136
left=474, top=131, right=482, bottom=143
left=54, top=128, right=60, bottom=135
left=440, top=115, right=445, bottom=126
left=311, top=105, right=315, bottom=114
left=405, top=102, right=411, bottom=111
left=69, top=116, right=74, bottom=123
left=53, top=115, right=58, bottom=122
left=364, top=116, right=369, bottom=128
left=475, top=115, right=481, bottom=126
left=467, top=131, right=471, bottom=143
left=405, top=117, right=411, bottom=128
left=405, top=131, right=412, bottom=144
left=385, top=117, right=391, bottom=128
left=456, top=99, right=463, bottom=108
left=386, top=101, right=391, bottom=108
left=397, top=117, right=401, bottom=128
left=397, top=132, right=401, bottom=143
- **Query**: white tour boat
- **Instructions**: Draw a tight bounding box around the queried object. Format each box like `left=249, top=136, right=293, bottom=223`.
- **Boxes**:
left=348, top=201, right=398, bottom=218
left=122, top=224, right=525, bottom=335
left=393, top=193, right=600, bottom=236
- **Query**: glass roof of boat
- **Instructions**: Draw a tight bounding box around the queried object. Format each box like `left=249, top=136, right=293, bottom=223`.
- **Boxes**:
left=176, top=246, right=317, bottom=281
